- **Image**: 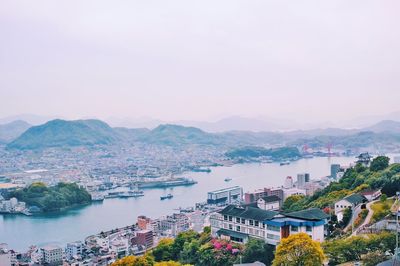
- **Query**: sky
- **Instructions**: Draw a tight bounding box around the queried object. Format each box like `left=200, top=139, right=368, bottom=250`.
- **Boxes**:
left=1, top=0, right=400, bottom=124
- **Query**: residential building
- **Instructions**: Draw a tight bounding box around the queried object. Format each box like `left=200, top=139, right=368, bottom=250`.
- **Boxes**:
left=244, top=188, right=283, bottom=205
left=40, top=245, right=63, bottom=265
left=159, top=213, right=190, bottom=237
left=131, top=230, right=154, bottom=249
left=137, top=215, right=152, bottom=230
left=360, top=189, right=382, bottom=201
left=334, top=194, right=367, bottom=221
left=210, top=205, right=328, bottom=245
left=256, top=195, right=281, bottom=211
left=65, top=241, right=83, bottom=260
left=207, top=186, right=243, bottom=205
left=282, top=187, right=306, bottom=200
left=0, top=249, right=11, bottom=266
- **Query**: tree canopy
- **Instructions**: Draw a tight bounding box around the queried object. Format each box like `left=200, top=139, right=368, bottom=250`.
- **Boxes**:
left=273, top=233, right=325, bottom=266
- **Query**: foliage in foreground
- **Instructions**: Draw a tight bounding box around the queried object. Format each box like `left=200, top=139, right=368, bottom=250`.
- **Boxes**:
left=323, top=232, right=395, bottom=265
left=272, top=233, right=325, bottom=266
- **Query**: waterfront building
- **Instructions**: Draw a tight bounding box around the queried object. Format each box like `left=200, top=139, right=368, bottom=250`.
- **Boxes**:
left=40, top=245, right=63, bottom=265
left=207, top=186, right=243, bottom=205
left=210, top=205, right=328, bottom=245
left=283, top=176, right=293, bottom=189
left=244, top=188, right=284, bottom=205
left=334, top=194, right=367, bottom=221
left=256, top=195, right=281, bottom=211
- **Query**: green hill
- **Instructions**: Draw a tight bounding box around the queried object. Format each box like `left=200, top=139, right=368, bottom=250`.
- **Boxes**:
left=7, top=119, right=119, bottom=150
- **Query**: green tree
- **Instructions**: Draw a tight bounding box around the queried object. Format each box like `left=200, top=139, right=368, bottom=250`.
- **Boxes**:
left=272, top=233, right=325, bottom=266
left=370, top=156, right=390, bottom=172
left=179, top=239, right=200, bottom=265
left=152, top=239, right=174, bottom=262
left=242, top=238, right=274, bottom=265
left=282, top=195, right=305, bottom=211
left=171, top=230, right=199, bottom=260
left=340, top=207, right=352, bottom=228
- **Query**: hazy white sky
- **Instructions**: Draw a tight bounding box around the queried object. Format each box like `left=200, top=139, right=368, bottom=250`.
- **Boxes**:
left=1, top=0, right=399, bottom=123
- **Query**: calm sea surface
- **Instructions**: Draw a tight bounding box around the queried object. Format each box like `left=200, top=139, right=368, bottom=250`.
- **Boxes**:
left=0, top=156, right=375, bottom=250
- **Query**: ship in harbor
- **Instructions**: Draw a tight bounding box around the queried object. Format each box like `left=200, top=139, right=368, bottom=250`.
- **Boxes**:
left=160, top=194, right=173, bottom=200
left=136, top=177, right=197, bottom=189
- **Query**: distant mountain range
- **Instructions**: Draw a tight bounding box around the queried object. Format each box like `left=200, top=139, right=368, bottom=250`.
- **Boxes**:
left=3, top=118, right=400, bottom=150
left=0, top=120, right=32, bottom=143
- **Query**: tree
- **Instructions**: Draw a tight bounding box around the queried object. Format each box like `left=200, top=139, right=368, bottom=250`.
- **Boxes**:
left=340, top=207, right=352, bottom=228
left=111, top=254, right=154, bottom=266
left=380, top=193, right=387, bottom=202
left=152, top=238, right=174, bottom=262
left=272, top=233, right=325, bottom=266
left=179, top=239, right=200, bottom=265
left=282, top=195, right=305, bottom=211
left=171, top=230, right=199, bottom=260
left=370, top=156, right=390, bottom=172
left=242, top=238, right=274, bottom=265
left=362, top=251, right=388, bottom=266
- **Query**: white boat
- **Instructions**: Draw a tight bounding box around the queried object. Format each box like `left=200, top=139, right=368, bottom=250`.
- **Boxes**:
left=224, top=177, right=232, bottom=182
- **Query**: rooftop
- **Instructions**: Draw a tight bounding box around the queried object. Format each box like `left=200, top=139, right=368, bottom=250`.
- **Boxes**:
left=260, top=195, right=281, bottom=203
left=283, top=208, right=329, bottom=221
left=219, top=205, right=278, bottom=221
left=343, top=193, right=366, bottom=205
left=208, top=186, right=242, bottom=194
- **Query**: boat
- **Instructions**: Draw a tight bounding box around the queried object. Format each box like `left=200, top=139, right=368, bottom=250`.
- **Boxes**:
left=160, top=194, right=173, bottom=200
left=224, top=177, right=232, bottom=182
left=137, top=177, right=197, bottom=189
left=280, top=161, right=290, bottom=166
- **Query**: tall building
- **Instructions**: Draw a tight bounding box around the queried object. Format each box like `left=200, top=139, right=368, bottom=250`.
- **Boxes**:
left=330, top=164, right=341, bottom=179
left=137, top=215, right=152, bottom=230
left=0, top=249, right=11, bottom=266
left=283, top=176, right=293, bottom=189
left=297, top=173, right=310, bottom=189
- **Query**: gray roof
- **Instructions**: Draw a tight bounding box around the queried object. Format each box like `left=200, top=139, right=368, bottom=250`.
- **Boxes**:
left=234, top=262, right=266, bottom=266
left=219, top=205, right=278, bottom=221
left=284, top=208, right=329, bottom=221
left=343, top=194, right=366, bottom=205
left=260, top=195, right=281, bottom=203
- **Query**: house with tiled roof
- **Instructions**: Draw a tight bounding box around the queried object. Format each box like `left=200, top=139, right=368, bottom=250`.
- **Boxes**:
left=334, top=193, right=367, bottom=221
left=256, top=195, right=281, bottom=211
left=210, top=204, right=329, bottom=245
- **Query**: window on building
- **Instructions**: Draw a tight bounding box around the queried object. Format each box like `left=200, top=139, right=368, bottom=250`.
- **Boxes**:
left=255, top=221, right=259, bottom=227
left=291, top=226, right=299, bottom=232
left=236, top=226, right=241, bottom=232
left=306, top=226, right=312, bottom=232
left=229, top=224, right=233, bottom=230
left=224, top=215, right=228, bottom=221
left=267, top=225, right=280, bottom=232
left=267, top=234, right=280, bottom=240
left=249, top=220, right=254, bottom=226
left=262, top=223, right=265, bottom=229
left=241, top=218, right=245, bottom=224
left=228, top=216, right=233, bottom=222
left=236, top=217, right=240, bottom=223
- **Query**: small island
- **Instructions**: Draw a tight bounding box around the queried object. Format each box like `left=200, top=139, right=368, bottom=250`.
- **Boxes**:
left=4, top=182, right=91, bottom=213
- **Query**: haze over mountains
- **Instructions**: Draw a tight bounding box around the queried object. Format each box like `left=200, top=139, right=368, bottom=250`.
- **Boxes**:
left=2, top=117, right=400, bottom=151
